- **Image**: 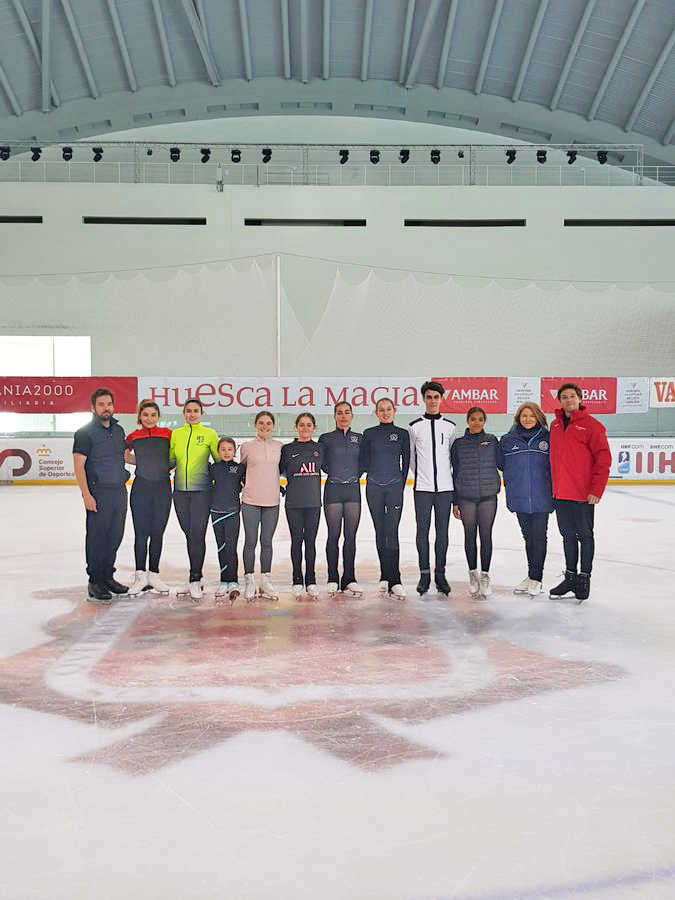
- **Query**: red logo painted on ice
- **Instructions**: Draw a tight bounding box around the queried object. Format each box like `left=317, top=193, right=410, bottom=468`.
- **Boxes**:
left=0, top=592, right=623, bottom=775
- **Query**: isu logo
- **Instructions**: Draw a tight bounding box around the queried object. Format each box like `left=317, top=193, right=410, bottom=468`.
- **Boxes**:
left=0, top=448, right=32, bottom=477
left=0, top=594, right=623, bottom=776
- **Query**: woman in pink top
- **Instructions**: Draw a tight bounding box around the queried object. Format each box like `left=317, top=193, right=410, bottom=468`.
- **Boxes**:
left=239, top=410, right=283, bottom=601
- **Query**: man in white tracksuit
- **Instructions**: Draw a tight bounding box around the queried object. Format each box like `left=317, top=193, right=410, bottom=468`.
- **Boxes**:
left=408, top=380, right=457, bottom=596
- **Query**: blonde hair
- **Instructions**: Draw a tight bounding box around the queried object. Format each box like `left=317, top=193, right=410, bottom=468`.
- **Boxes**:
left=513, top=402, right=547, bottom=430
left=137, top=398, right=160, bottom=424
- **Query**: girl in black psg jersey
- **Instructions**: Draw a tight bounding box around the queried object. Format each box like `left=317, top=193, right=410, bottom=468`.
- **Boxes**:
left=124, top=399, right=172, bottom=597
left=209, top=437, right=245, bottom=604
left=318, top=401, right=363, bottom=596
left=280, top=413, right=325, bottom=599
left=360, top=397, right=410, bottom=598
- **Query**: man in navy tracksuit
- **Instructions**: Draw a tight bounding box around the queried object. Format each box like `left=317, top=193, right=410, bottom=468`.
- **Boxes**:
left=408, top=381, right=457, bottom=596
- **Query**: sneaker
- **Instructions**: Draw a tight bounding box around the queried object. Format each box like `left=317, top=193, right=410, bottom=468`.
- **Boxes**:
left=378, top=580, right=388, bottom=594
left=292, top=584, right=304, bottom=598
left=215, top=582, right=229, bottom=598
left=128, top=570, right=149, bottom=597
left=244, top=574, right=256, bottom=601
left=549, top=571, right=577, bottom=599
left=468, top=569, right=481, bottom=597
left=87, top=581, right=112, bottom=604
left=479, top=572, right=492, bottom=598
left=147, top=571, right=169, bottom=593
left=575, top=573, right=591, bottom=603
left=306, top=584, right=319, bottom=599
left=107, top=577, right=129, bottom=595
left=188, top=581, right=203, bottom=602
left=416, top=572, right=431, bottom=595
left=389, top=584, right=406, bottom=599
left=513, top=576, right=531, bottom=594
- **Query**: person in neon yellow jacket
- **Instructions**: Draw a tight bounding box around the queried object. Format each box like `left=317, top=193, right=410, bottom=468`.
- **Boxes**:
left=169, top=398, right=220, bottom=601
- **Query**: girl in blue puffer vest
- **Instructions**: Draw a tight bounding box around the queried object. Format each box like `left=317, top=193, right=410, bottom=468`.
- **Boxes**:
left=499, top=402, right=554, bottom=598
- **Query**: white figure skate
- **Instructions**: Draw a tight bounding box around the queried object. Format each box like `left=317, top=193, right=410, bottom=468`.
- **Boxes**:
left=227, top=582, right=240, bottom=604
left=479, top=572, right=492, bottom=598
left=188, top=581, right=203, bottom=603
left=513, top=576, right=531, bottom=595
left=378, top=580, right=388, bottom=594
left=344, top=582, right=363, bottom=597
left=526, top=579, right=542, bottom=597
left=259, top=573, right=279, bottom=601
left=147, top=571, right=169, bottom=595
left=306, top=584, right=319, bottom=600
left=128, top=570, right=149, bottom=598
left=389, top=584, right=406, bottom=600
left=326, top=582, right=339, bottom=596
left=468, top=570, right=481, bottom=597
left=244, top=574, right=256, bottom=602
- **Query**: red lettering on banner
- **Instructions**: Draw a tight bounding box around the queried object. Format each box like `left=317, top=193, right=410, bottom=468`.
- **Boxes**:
left=195, top=383, right=216, bottom=407
left=282, top=386, right=296, bottom=407
left=540, top=378, right=617, bottom=414
left=298, top=386, right=314, bottom=407
left=352, top=386, right=367, bottom=407
left=654, top=381, right=675, bottom=404
left=326, top=387, right=348, bottom=407
left=218, top=383, right=234, bottom=407
left=0, top=377, right=137, bottom=414
left=434, top=378, right=507, bottom=414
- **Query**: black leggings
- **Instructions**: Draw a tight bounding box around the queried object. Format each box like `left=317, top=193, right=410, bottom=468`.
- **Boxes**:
left=211, top=509, right=240, bottom=584
left=516, top=512, right=549, bottom=582
left=414, top=490, right=453, bottom=574
left=173, top=490, right=211, bottom=582
left=130, top=477, right=172, bottom=572
left=286, top=506, right=321, bottom=586
left=366, top=482, right=404, bottom=588
left=457, top=496, right=498, bottom=572
left=324, top=502, right=361, bottom=589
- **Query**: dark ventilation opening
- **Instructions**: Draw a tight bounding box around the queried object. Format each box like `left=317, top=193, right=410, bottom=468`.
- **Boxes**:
left=82, top=216, right=207, bottom=225
left=245, top=218, right=366, bottom=227
left=0, top=216, right=43, bottom=223
left=564, top=219, right=675, bottom=227
left=405, top=219, right=526, bottom=227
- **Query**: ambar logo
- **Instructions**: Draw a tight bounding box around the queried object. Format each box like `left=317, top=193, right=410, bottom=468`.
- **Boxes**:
left=0, top=448, right=32, bottom=477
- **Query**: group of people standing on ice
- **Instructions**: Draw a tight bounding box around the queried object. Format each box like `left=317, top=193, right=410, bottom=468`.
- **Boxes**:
left=72, top=379, right=611, bottom=606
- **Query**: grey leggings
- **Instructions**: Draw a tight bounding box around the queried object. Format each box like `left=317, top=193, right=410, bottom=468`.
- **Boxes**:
left=242, top=503, right=280, bottom=574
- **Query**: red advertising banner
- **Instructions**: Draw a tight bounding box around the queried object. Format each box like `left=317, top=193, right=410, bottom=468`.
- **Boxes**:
left=540, top=378, right=617, bottom=414
left=0, top=377, right=138, bottom=414
left=433, top=377, right=508, bottom=414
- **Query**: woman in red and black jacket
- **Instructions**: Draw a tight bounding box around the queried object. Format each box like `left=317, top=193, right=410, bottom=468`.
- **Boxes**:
left=125, top=399, right=173, bottom=597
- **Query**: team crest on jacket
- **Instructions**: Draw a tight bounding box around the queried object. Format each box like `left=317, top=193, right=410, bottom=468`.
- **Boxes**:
left=390, top=434, right=399, bottom=441
left=0, top=592, right=624, bottom=775
left=539, top=441, right=549, bottom=451
left=196, top=435, right=204, bottom=445
left=350, top=435, right=359, bottom=443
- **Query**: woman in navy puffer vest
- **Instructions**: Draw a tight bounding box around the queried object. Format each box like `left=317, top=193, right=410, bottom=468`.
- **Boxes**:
left=499, top=402, right=554, bottom=597
left=451, top=407, right=501, bottom=599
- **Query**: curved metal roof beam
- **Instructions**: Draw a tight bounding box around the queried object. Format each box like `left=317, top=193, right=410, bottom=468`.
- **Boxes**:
left=9, top=0, right=60, bottom=107
left=625, top=24, right=675, bottom=132
left=238, top=0, right=253, bottom=81
left=59, top=0, right=100, bottom=98
left=178, top=0, right=219, bottom=86
left=550, top=0, right=596, bottom=110
left=322, top=0, right=330, bottom=79
left=436, top=0, right=460, bottom=89
left=0, top=62, right=22, bottom=116
left=300, top=0, right=309, bottom=83
left=512, top=0, right=549, bottom=102
left=105, top=0, right=138, bottom=92
left=399, top=0, right=415, bottom=84
left=475, top=0, right=504, bottom=95
left=150, top=0, right=176, bottom=87
left=361, top=0, right=374, bottom=82
left=280, top=0, right=291, bottom=79
left=41, top=0, right=51, bottom=112
left=587, top=0, right=647, bottom=121
left=664, top=116, right=675, bottom=146
left=406, top=0, right=442, bottom=88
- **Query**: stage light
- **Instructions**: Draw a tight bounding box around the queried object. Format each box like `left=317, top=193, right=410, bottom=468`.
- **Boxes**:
left=170, top=147, right=181, bottom=162
left=262, top=148, right=272, bottom=163
left=93, top=147, right=103, bottom=162
left=146, top=148, right=153, bottom=156
left=399, top=148, right=410, bottom=164
left=1, top=146, right=11, bottom=161
left=339, top=148, right=349, bottom=165
left=200, top=148, right=211, bottom=164
left=597, top=150, right=607, bottom=165
left=505, top=149, right=516, bottom=165
left=231, top=149, right=241, bottom=163
left=566, top=150, right=577, bottom=165
left=457, top=150, right=464, bottom=159
left=62, top=146, right=73, bottom=161
left=370, top=149, right=380, bottom=164
left=536, top=149, right=547, bottom=164
left=31, top=146, right=41, bottom=162
left=430, top=149, right=441, bottom=164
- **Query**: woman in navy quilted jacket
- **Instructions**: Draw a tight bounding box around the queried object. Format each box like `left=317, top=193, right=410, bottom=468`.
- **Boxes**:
left=499, top=402, right=554, bottom=598
left=451, top=407, right=501, bottom=599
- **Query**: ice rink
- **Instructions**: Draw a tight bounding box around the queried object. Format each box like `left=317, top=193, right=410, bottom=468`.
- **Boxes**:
left=0, top=483, right=674, bottom=900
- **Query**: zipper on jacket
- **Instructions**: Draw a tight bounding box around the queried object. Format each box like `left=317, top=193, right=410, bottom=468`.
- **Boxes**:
left=431, top=419, right=438, bottom=492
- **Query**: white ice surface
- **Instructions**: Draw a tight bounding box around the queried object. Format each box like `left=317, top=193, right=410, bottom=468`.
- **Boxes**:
left=0, top=485, right=674, bottom=900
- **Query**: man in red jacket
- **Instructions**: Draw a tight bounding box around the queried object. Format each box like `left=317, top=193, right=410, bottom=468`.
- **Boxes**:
left=548, top=382, right=612, bottom=602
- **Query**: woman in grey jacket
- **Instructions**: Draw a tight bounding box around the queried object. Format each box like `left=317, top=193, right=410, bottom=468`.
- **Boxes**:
left=451, top=407, right=501, bottom=598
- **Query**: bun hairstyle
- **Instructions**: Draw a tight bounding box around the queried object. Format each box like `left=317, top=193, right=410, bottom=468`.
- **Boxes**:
left=183, top=397, right=204, bottom=413
left=255, top=410, right=275, bottom=426
left=137, top=398, right=160, bottom=424
left=466, top=406, right=487, bottom=421
left=295, top=412, right=316, bottom=427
